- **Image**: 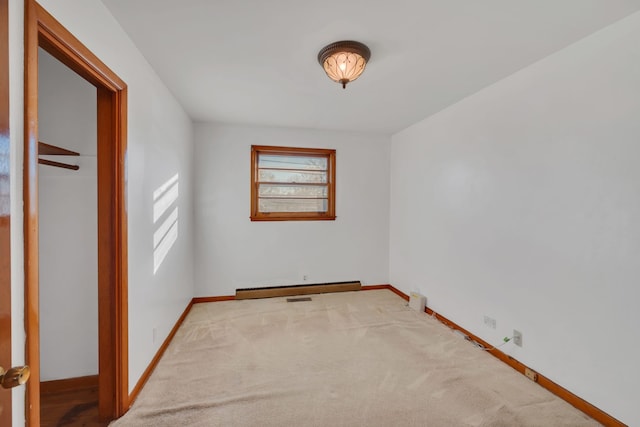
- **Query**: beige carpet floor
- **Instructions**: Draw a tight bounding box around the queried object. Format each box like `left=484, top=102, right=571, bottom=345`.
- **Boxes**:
left=112, top=290, right=600, bottom=426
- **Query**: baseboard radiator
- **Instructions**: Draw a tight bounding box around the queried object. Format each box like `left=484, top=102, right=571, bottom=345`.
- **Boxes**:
left=236, top=280, right=361, bottom=300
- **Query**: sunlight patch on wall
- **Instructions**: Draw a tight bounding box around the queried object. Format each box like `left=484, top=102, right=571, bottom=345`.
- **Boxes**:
left=153, top=173, right=179, bottom=222
left=153, top=173, right=179, bottom=274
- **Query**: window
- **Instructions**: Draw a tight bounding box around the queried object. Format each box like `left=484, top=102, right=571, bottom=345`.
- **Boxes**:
left=251, top=145, right=336, bottom=221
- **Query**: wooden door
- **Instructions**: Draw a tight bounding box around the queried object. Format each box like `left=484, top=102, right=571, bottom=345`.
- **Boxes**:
left=0, top=0, right=12, bottom=424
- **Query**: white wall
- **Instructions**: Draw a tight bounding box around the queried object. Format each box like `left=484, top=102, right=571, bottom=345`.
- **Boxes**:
left=390, top=12, right=640, bottom=426
left=32, top=0, right=196, bottom=393
left=38, top=49, right=98, bottom=381
left=194, top=123, right=389, bottom=296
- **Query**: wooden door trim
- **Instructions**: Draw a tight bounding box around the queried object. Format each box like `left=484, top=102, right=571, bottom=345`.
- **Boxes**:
left=0, top=0, right=12, bottom=425
left=24, top=1, right=128, bottom=424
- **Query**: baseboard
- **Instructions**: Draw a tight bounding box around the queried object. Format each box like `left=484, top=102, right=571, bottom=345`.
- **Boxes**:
left=40, top=375, right=98, bottom=395
left=192, top=295, right=235, bottom=304
left=235, top=280, right=361, bottom=299
left=362, top=284, right=406, bottom=299
left=128, top=299, right=195, bottom=407
left=367, top=284, right=625, bottom=427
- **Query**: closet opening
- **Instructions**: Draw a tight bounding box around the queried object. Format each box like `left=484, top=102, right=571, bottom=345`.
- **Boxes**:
left=24, top=1, right=129, bottom=425
left=37, top=47, right=100, bottom=425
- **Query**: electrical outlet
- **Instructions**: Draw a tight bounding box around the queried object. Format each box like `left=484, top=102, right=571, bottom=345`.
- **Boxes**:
left=483, top=315, right=496, bottom=329
left=525, top=367, right=538, bottom=382
left=513, top=330, right=522, bottom=347
left=303, top=275, right=309, bottom=281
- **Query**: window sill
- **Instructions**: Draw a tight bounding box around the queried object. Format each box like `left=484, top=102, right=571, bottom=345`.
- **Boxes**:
left=250, top=215, right=336, bottom=222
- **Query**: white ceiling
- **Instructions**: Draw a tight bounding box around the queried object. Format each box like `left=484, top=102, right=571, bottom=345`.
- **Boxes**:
left=101, top=0, right=640, bottom=134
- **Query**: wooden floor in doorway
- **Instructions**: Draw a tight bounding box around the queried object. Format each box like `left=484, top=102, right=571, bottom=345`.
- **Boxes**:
left=41, top=382, right=109, bottom=427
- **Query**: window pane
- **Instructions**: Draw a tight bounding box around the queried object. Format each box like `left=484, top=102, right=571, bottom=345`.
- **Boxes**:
left=258, top=184, right=328, bottom=198
left=259, top=198, right=328, bottom=213
left=258, top=154, right=327, bottom=171
left=258, top=169, right=327, bottom=184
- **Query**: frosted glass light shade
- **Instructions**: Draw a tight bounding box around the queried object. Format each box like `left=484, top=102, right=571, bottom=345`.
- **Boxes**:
left=318, top=41, right=371, bottom=89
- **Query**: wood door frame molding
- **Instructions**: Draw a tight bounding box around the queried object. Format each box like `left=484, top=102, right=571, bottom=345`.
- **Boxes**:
left=24, top=1, right=128, bottom=424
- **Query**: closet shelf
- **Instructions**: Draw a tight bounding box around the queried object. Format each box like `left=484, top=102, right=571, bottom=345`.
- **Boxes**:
left=38, top=141, right=80, bottom=170
left=39, top=141, right=80, bottom=156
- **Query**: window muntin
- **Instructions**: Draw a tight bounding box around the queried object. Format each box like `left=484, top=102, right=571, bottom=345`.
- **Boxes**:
left=251, top=146, right=336, bottom=221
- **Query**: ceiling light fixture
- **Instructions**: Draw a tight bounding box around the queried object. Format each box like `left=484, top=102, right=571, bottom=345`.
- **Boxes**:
left=317, top=40, right=371, bottom=89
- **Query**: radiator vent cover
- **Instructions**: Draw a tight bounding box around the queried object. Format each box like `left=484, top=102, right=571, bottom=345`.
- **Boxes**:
left=286, top=297, right=312, bottom=303
left=236, top=280, right=361, bottom=300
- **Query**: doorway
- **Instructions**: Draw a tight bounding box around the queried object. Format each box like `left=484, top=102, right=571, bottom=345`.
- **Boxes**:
left=37, top=47, right=100, bottom=424
left=24, top=1, right=128, bottom=425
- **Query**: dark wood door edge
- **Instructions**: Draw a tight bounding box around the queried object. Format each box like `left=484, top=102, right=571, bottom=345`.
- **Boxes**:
left=0, top=0, right=12, bottom=424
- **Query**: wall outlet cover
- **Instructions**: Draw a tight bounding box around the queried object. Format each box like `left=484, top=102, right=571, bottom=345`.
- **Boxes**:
left=483, top=315, right=496, bottom=329
left=513, top=330, right=522, bottom=347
